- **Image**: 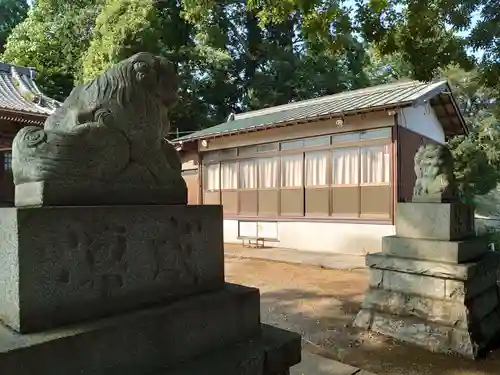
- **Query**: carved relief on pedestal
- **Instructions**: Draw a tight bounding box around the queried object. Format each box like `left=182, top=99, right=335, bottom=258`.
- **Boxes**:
left=57, top=224, right=129, bottom=297
left=54, top=215, right=204, bottom=298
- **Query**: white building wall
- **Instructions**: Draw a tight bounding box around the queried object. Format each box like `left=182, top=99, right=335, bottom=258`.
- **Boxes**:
left=223, top=219, right=395, bottom=255
left=399, top=104, right=445, bottom=144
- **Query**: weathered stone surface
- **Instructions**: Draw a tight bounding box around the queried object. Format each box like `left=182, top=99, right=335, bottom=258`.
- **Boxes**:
left=261, top=324, right=302, bottom=375
left=160, top=325, right=300, bottom=375
left=291, top=352, right=357, bottom=375
left=0, top=284, right=262, bottom=375
left=373, top=268, right=496, bottom=302
left=15, top=181, right=187, bottom=207
left=12, top=53, right=187, bottom=206
left=380, top=269, right=446, bottom=299
left=0, top=205, right=224, bottom=333
left=368, top=268, right=383, bottom=288
left=470, top=287, right=500, bottom=321
left=360, top=286, right=499, bottom=329
left=382, top=235, right=487, bottom=263
left=395, top=202, right=474, bottom=241
left=352, top=309, right=372, bottom=330
left=412, top=144, right=458, bottom=203
left=445, top=268, right=498, bottom=301
left=479, top=310, right=500, bottom=344
left=354, top=309, right=480, bottom=358
left=164, top=335, right=265, bottom=375
left=366, top=252, right=479, bottom=280
left=361, top=288, right=469, bottom=328
left=355, top=255, right=500, bottom=359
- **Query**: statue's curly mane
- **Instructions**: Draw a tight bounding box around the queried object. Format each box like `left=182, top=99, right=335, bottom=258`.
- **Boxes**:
left=44, top=53, right=178, bottom=133
left=79, top=58, right=138, bottom=109
left=415, top=144, right=453, bottom=174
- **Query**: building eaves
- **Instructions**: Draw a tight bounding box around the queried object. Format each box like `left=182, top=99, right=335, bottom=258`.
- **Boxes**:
left=0, top=61, right=61, bottom=118
left=173, top=79, right=464, bottom=144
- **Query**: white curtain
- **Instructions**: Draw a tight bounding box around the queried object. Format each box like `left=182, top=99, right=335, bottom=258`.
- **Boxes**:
left=384, top=145, right=391, bottom=183
left=204, top=164, right=220, bottom=191
left=332, top=148, right=359, bottom=185
left=258, top=157, right=279, bottom=188
left=221, top=162, right=238, bottom=189
left=239, top=160, right=257, bottom=189
left=360, top=145, right=390, bottom=184
left=281, top=154, right=303, bottom=187
left=305, top=151, right=328, bottom=186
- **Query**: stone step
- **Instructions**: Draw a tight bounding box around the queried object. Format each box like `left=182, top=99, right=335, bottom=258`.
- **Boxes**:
left=381, top=235, right=488, bottom=264
left=151, top=324, right=301, bottom=375
left=0, top=283, right=261, bottom=375
left=365, top=252, right=497, bottom=280
left=367, top=264, right=497, bottom=302
left=291, top=352, right=373, bottom=375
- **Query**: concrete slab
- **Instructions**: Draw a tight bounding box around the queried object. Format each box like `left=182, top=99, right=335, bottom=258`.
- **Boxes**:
left=291, top=352, right=359, bottom=375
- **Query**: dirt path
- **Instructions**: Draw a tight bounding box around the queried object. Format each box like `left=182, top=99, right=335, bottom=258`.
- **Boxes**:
left=225, top=256, right=500, bottom=375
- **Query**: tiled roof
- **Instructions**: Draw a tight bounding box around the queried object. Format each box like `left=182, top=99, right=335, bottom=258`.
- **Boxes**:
left=174, top=79, right=466, bottom=143
left=0, top=62, right=60, bottom=118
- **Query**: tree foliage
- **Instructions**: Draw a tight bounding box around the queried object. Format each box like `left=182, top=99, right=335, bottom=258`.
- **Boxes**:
left=2, top=0, right=101, bottom=100
left=440, top=66, right=500, bottom=202
left=82, top=0, right=160, bottom=80
left=0, top=0, right=28, bottom=53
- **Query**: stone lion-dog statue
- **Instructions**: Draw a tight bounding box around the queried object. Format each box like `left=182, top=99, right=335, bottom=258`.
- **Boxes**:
left=12, top=52, right=187, bottom=206
left=412, top=143, right=458, bottom=203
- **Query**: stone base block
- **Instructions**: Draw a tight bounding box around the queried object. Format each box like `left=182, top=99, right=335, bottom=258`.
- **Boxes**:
left=354, top=308, right=500, bottom=359
left=395, top=202, right=474, bottom=240
left=381, top=235, right=488, bottom=263
left=0, top=205, right=224, bottom=333
left=15, top=181, right=188, bottom=207
left=366, top=251, right=500, bottom=280
left=360, top=287, right=498, bottom=330
left=367, top=254, right=497, bottom=302
left=355, top=252, right=500, bottom=358
left=155, top=325, right=301, bottom=375
left=0, top=284, right=264, bottom=375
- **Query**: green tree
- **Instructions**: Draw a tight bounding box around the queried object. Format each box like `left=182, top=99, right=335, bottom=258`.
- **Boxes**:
left=0, top=0, right=28, bottom=53
left=469, top=1, right=500, bottom=95
left=81, top=0, right=160, bottom=80
left=81, top=0, right=225, bottom=134
left=2, top=0, right=101, bottom=100
left=441, top=66, right=500, bottom=203
left=355, top=0, right=474, bottom=81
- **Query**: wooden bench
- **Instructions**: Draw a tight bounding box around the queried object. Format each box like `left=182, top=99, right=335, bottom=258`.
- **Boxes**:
left=237, top=236, right=279, bottom=248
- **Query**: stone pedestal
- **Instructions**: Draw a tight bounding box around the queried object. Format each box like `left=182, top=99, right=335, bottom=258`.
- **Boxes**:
left=0, top=205, right=301, bottom=374
left=354, top=202, right=500, bottom=359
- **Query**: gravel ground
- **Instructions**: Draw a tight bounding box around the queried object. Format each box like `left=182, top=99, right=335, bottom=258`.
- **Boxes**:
left=225, top=256, right=500, bottom=375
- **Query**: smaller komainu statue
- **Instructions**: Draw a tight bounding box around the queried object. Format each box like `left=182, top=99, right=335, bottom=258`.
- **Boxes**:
left=12, top=52, right=187, bottom=206
left=412, top=144, right=458, bottom=203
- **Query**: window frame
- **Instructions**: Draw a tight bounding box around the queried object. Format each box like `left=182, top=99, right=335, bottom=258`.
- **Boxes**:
left=200, top=127, right=393, bottom=221
left=3, top=151, right=12, bottom=172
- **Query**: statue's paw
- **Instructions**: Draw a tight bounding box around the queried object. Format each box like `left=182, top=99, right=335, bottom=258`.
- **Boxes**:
left=14, top=126, right=47, bottom=150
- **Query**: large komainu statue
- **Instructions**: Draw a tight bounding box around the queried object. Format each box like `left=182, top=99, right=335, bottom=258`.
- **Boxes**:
left=12, top=52, right=187, bottom=206
left=412, top=143, right=458, bottom=203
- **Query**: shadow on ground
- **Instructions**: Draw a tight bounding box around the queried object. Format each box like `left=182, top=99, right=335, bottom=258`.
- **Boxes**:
left=226, top=257, right=500, bottom=375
